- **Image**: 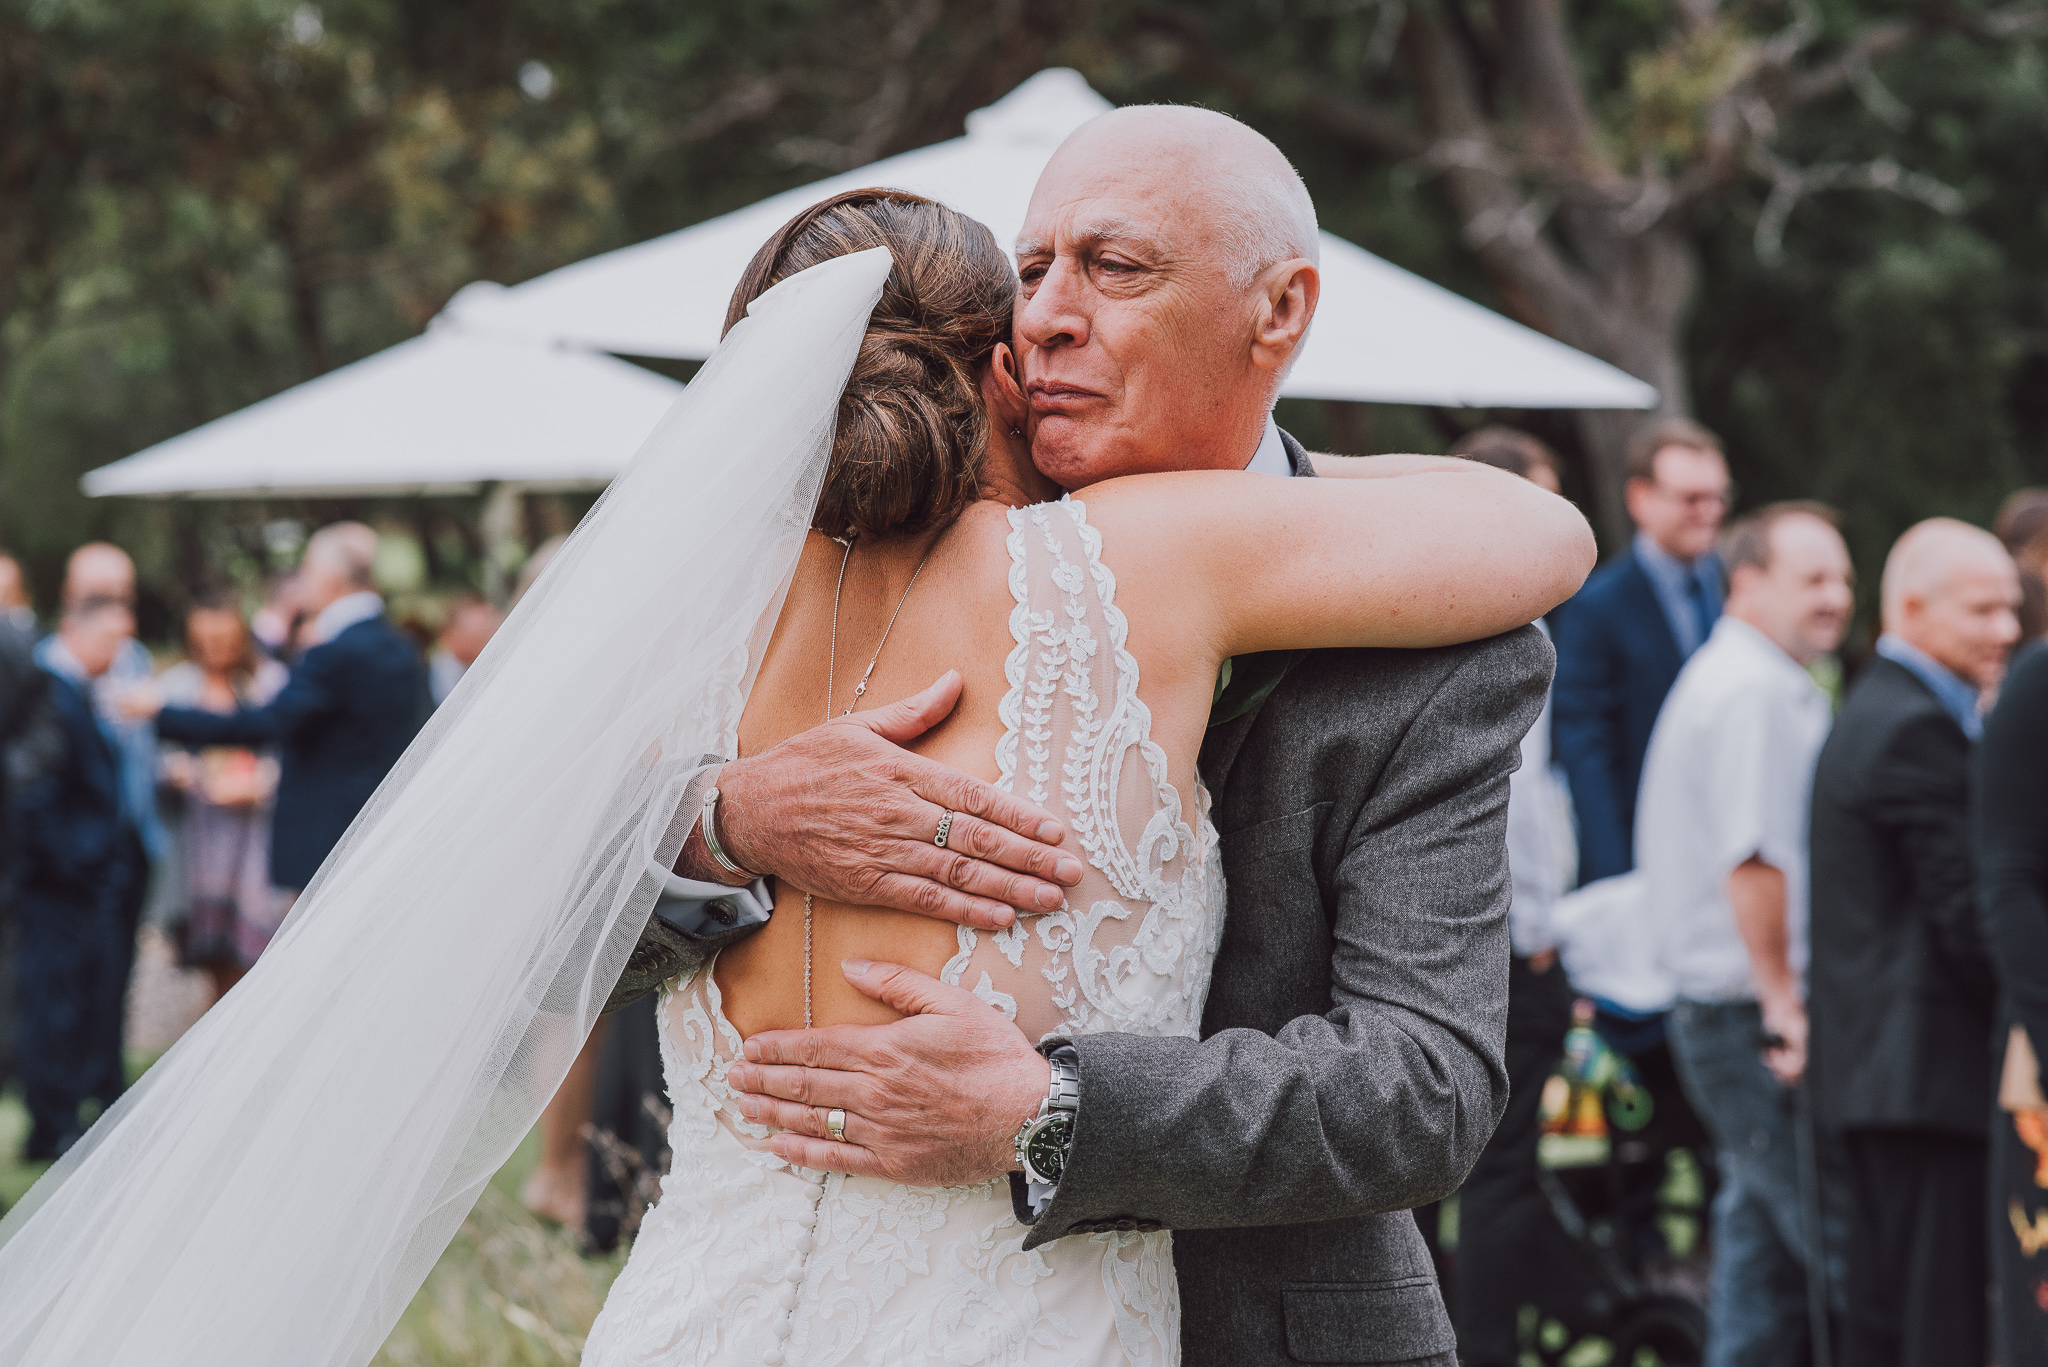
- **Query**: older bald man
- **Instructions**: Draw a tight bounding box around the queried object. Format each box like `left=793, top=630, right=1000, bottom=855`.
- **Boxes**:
left=643, top=107, right=1551, bottom=1364
left=1809, top=518, right=2021, bottom=1366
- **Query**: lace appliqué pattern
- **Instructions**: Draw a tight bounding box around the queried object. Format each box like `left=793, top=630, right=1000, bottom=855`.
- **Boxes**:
left=582, top=498, right=1223, bottom=1367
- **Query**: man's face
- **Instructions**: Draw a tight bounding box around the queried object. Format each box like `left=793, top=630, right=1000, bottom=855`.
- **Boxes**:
left=442, top=604, right=501, bottom=667
left=1901, top=555, right=2022, bottom=688
left=1625, top=446, right=1731, bottom=562
left=1013, top=148, right=1279, bottom=489
left=1735, top=516, right=1854, bottom=665
left=0, top=557, right=26, bottom=612
left=65, top=606, right=136, bottom=678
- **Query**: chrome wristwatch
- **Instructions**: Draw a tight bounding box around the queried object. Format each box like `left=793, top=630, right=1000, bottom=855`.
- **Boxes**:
left=1013, top=1047, right=1080, bottom=1186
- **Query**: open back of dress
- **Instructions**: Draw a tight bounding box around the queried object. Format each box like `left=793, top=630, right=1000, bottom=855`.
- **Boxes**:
left=582, top=498, right=1227, bottom=1367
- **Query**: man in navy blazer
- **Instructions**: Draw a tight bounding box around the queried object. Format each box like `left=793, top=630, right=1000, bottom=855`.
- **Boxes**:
left=142, top=523, right=428, bottom=893
left=1550, top=420, right=1733, bottom=884
left=10, top=600, right=148, bottom=1158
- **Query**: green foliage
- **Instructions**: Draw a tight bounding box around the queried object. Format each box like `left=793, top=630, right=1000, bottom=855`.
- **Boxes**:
left=2, top=0, right=2042, bottom=622
left=1689, top=31, right=2048, bottom=584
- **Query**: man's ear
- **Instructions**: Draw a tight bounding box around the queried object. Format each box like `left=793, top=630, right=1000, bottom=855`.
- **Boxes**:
left=982, top=342, right=1029, bottom=431
left=1250, top=259, right=1319, bottom=374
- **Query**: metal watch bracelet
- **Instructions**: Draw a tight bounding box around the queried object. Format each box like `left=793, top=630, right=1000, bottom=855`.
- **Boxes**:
left=1013, top=1047, right=1080, bottom=1186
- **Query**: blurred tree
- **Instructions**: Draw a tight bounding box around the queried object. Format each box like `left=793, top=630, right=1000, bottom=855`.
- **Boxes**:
left=1085, top=0, right=2048, bottom=545
left=0, top=0, right=1070, bottom=619
left=1, top=0, right=2042, bottom=624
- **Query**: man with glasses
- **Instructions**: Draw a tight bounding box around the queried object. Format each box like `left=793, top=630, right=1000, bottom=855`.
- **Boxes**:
left=1552, top=419, right=1734, bottom=886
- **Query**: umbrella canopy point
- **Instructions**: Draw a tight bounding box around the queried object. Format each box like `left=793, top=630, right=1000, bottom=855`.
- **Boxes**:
left=81, top=327, right=684, bottom=499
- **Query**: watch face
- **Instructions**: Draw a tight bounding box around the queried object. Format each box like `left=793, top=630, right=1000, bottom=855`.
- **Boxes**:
left=1025, top=1112, right=1074, bottom=1183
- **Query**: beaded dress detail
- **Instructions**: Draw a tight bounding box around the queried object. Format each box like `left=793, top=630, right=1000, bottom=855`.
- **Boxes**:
left=581, top=499, right=1227, bottom=1366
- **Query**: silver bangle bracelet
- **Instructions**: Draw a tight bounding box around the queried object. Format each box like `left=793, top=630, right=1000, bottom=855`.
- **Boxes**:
left=700, top=783, right=756, bottom=881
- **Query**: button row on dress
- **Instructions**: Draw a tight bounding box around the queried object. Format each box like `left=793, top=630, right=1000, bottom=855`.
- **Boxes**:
left=762, top=1172, right=829, bottom=1366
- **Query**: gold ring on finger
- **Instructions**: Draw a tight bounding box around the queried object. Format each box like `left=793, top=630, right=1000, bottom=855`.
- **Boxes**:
left=826, top=1107, right=847, bottom=1142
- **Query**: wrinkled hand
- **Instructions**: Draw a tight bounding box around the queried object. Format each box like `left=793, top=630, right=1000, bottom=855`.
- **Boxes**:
left=1760, top=992, right=1808, bottom=1087
left=711, top=670, right=1082, bottom=931
left=727, top=960, right=1049, bottom=1186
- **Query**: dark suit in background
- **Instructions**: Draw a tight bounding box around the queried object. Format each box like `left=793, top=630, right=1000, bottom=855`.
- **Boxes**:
left=9, top=668, right=146, bottom=1157
left=1549, top=547, right=1694, bottom=884
left=156, top=614, right=427, bottom=890
left=0, top=617, right=56, bottom=1101
left=1972, top=642, right=2048, bottom=1364
left=1809, top=657, right=1996, bottom=1365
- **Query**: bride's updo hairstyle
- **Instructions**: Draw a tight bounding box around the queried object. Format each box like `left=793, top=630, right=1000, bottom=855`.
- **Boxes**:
left=724, top=189, right=1017, bottom=541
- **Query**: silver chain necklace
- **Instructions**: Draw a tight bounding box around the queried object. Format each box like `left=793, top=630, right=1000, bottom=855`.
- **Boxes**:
left=801, top=535, right=936, bottom=1027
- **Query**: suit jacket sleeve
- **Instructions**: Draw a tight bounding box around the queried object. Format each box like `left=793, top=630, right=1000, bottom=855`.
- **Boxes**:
left=1976, top=647, right=2048, bottom=1048
left=156, top=647, right=337, bottom=748
left=12, top=700, right=118, bottom=889
left=1864, top=709, right=1995, bottom=1004
left=1548, top=601, right=1631, bottom=882
left=1025, top=640, right=1538, bottom=1244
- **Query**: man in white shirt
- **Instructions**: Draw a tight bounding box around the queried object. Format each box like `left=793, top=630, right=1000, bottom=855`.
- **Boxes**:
left=1637, top=502, right=1852, bottom=1367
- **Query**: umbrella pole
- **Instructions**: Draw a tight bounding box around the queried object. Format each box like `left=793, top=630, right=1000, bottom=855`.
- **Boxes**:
left=481, top=481, right=526, bottom=607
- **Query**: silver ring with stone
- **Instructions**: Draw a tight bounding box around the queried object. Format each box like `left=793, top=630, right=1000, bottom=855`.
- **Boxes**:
left=933, top=811, right=954, bottom=848
left=826, top=1107, right=847, bottom=1142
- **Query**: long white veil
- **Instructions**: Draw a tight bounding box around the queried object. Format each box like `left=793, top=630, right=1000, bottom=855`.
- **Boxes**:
left=0, top=247, right=894, bottom=1366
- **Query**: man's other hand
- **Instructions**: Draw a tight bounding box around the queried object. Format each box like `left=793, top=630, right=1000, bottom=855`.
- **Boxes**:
left=702, top=670, right=1082, bottom=931
left=1760, top=992, right=1808, bottom=1087
left=727, top=960, right=1050, bottom=1186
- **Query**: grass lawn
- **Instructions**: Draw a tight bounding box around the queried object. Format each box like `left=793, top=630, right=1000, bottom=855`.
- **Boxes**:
left=2, top=1055, right=626, bottom=1365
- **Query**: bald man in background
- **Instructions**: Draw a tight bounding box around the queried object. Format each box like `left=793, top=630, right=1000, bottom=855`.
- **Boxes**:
left=135, top=523, right=428, bottom=900
left=1808, top=518, right=2021, bottom=1366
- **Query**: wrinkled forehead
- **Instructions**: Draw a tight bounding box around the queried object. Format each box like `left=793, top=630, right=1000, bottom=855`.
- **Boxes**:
left=1017, top=140, right=1223, bottom=261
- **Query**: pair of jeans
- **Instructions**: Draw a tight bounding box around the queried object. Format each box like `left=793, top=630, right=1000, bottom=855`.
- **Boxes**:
left=1668, top=999, right=1832, bottom=1367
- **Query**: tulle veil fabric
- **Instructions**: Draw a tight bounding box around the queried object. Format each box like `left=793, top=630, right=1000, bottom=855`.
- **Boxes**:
left=0, top=247, right=895, bottom=1366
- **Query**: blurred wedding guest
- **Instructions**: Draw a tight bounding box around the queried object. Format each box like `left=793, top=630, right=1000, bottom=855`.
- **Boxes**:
left=1808, top=518, right=2019, bottom=1366
left=1641, top=503, right=1852, bottom=1367
left=156, top=594, right=289, bottom=1000
left=0, top=553, right=34, bottom=630
left=1552, top=419, right=1731, bottom=884
left=0, top=576, right=57, bottom=1110
left=11, top=599, right=149, bottom=1158
left=248, top=571, right=302, bottom=661
left=429, top=595, right=501, bottom=706
left=1440, top=426, right=1580, bottom=1363
left=135, top=523, right=427, bottom=901
left=1995, top=488, right=2048, bottom=643
left=38, top=545, right=167, bottom=883
left=1974, top=634, right=2048, bottom=1366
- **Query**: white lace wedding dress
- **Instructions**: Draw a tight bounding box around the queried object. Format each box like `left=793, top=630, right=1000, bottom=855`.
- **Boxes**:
left=582, top=498, right=1228, bottom=1367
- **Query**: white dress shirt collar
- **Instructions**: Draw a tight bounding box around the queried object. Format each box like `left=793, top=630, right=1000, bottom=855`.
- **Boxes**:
left=309, top=590, right=385, bottom=646
left=1244, top=418, right=1290, bottom=476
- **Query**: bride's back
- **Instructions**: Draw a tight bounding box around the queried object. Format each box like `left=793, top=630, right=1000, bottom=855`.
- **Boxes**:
left=708, top=191, right=1220, bottom=1039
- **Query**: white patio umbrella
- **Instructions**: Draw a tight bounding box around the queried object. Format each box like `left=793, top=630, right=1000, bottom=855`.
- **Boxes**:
left=450, top=68, right=1656, bottom=411
left=80, top=318, right=684, bottom=499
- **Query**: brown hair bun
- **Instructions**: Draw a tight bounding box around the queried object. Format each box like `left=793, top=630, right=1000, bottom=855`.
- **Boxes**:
left=724, top=189, right=1017, bottom=542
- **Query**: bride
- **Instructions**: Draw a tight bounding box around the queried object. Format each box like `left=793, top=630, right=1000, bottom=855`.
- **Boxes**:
left=0, top=190, right=1590, bottom=1367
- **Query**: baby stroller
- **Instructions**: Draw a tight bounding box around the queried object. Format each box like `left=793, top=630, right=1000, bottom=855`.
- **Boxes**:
left=1513, top=998, right=1712, bottom=1366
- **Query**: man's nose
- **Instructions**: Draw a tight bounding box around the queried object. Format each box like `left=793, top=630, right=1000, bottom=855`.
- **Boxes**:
left=1017, top=256, right=1091, bottom=352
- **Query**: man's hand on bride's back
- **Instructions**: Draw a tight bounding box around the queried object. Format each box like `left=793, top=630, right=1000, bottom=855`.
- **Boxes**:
left=728, top=959, right=1048, bottom=1186
left=702, top=670, right=1083, bottom=931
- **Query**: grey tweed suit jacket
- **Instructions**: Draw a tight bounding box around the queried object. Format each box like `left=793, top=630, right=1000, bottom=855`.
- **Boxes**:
left=1025, top=436, right=1552, bottom=1365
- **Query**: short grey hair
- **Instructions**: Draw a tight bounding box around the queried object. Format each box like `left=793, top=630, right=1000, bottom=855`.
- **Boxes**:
left=304, top=521, right=379, bottom=590
left=1214, top=153, right=1320, bottom=289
